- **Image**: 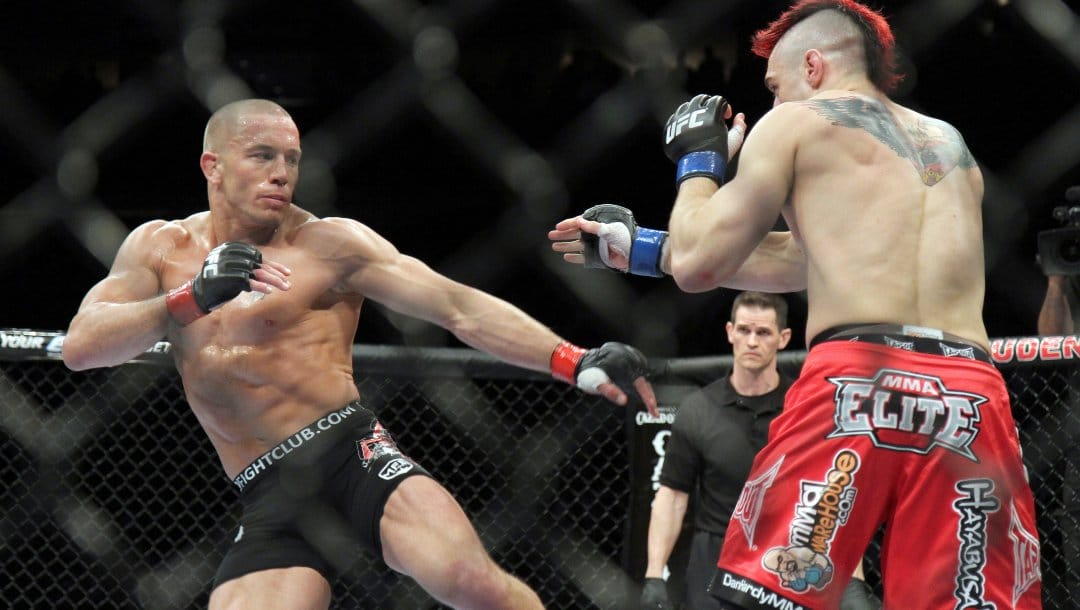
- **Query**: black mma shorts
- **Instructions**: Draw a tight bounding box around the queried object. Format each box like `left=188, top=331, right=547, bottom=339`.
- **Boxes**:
left=214, top=401, right=430, bottom=587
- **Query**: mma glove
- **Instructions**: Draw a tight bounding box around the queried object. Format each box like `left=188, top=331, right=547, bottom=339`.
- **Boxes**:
left=664, top=94, right=730, bottom=186
left=639, top=577, right=674, bottom=610
left=550, top=340, right=649, bottom=399
left=581, top=204, right=667, bottom=277
left=166, top=242, right=262, bottom=325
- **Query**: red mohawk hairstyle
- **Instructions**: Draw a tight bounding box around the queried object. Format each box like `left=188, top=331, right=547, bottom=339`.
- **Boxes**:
left=751, top=0, right=903, bottom=94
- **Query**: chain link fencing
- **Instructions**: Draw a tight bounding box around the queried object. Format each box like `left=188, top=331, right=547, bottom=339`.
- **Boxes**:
left=2, top=0, right=1078, bottom=354
left=1, top=331, right=1076, bottom=608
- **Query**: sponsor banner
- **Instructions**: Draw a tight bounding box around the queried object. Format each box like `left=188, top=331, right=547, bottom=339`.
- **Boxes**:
left=990, top=335, right=1080, bottom=364
left=0, top=330, right=170, bottom=362
left=0, top=330, right=64, bottom=358
left=2, top=330, right=1076, bottom=365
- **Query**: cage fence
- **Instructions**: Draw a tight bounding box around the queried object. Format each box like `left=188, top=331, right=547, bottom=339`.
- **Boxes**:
left=2, top=0, right=1079, bottom=358
left=0, top=331, right=1076, bottom=609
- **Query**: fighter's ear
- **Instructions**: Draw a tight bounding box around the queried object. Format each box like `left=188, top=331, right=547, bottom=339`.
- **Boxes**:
left=200, top=151, right=219, bottom=181
left=804, top=49, right=825, bottom=88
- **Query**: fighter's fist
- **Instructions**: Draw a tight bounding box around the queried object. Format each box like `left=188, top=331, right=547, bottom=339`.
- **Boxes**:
left=166, top=242, right=262, bottom=325
left=550, top=340, right=657, bottom=414
left=580, top=204, right=667, bottom=277
left=664, top=94, right=730, bottom=185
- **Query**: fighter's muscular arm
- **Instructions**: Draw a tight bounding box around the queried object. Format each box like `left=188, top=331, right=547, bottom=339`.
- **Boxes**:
left=668, top=106, right=799, bottom=293
left=547, top=221, right=805, bottom=292
left=697, top=230, right=806, bottom=292
left=64, top=221, right=290, bottom=370
left=655, top=227, right=805, bottom=291
left=325, top=219, right=656, bottom=409
left=329, top=219, right=564, bottom=370
left=63, top=221, right=176, bottom=370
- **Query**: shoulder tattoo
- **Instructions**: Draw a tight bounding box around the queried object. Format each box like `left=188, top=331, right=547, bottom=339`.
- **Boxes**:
left=806, top=97, right=976, bottom=186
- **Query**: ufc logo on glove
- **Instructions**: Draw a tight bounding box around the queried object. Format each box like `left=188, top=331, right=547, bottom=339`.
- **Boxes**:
left=665, top=109, right=709, bottom=143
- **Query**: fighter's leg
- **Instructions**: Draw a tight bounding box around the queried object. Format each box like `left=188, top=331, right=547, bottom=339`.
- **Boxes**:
left=208, top=566, right=331, bottom=610
left=379, top=476, right=544, bottom=609
left=880, top=448, right=1042, bottom=608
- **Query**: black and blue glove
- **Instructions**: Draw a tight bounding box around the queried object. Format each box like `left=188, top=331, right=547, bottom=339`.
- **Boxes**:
left=580, top=204, right=667, bottom=278
left=664, top=94, right=730, bottom=186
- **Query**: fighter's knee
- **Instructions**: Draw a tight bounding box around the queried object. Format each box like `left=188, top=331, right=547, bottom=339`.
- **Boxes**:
left=438, top=556, right=515, bottom=608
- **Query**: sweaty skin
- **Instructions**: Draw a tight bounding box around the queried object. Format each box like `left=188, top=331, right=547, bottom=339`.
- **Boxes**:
left=126, top=211, right=386, bottom=478
left=64, top=100, right=661, bottom=610
left=64, top=103, right=654, bottom=482
left=663, top=7, right=988, bottom=350
left=550, top=10, right=988, bottom=352
left=67, top=205, right=649, bottom=480
left=552, top=7, right=1026, bottom=609
left=668, top=89, right=988, bottom=350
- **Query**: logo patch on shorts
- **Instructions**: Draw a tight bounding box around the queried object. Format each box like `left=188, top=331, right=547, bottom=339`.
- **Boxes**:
left=940, top=342, right=976, bottom=359
left=1009, top=501, right=1041, bottom=605
left=762, top=450, right=860, bottom=593
left=827, top=368, right=987, bottom=460
left=378, top=457, right=414, bottom=480
left=952, top=479, right=999, bottom=609
left=356, top=421, right=403, bottom=468
left=884, top=336, right=915, bottom=351
left=732, top=455, right=784, bottom=550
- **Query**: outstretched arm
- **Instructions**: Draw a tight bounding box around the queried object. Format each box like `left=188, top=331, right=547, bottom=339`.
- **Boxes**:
left=549, top=216, right=806, bottom=292
left=548, top=108, right=805, bottom=292
left=333, top=219, right=657, bottom=411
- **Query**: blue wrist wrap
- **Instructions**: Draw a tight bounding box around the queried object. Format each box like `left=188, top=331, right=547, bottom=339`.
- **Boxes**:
left=629, top=227, right=668, bottom=277
left=676, top=151, right=727, bottom=185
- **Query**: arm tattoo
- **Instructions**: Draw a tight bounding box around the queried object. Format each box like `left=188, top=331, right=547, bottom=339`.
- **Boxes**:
left=807, top=97, right=976, bottom=186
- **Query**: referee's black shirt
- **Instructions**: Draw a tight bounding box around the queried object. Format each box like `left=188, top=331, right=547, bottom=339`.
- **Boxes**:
left=659, top=374, right=794, bottom=536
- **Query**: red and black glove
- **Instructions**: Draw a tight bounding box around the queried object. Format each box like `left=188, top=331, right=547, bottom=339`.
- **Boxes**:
left=550, top=340, right=649, bottom=398
left=166, top=242, right=262, bottom=325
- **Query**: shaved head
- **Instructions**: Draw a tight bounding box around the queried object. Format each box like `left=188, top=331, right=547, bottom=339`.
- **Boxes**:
left=203, top=99, right=293, bottom=153
left=772, top=9, right=866, bottom=76
left=752, top=0, right=902, bottom=93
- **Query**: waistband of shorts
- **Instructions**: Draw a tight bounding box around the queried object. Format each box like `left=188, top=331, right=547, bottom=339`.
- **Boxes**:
left=231, top=400, right=368, bottom=492
left=808, top=323, right=991, bottom=364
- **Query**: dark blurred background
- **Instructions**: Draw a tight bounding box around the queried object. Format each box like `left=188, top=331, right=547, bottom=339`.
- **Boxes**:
left=1, top=0, right=1078, bottom=357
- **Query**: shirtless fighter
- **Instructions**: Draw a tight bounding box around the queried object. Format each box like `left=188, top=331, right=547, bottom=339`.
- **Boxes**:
left=549, top=1, right=1041, bottom=608
left=63, top=98, right=657, bottom=610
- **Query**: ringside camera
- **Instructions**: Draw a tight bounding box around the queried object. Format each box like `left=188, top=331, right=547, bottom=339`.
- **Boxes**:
left=1038, top=186, right=1080, bottom=276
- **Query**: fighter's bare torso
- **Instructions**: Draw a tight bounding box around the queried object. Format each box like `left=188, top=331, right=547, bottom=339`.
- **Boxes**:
left=778, top=91, right=988, bottom=349
left=153, top=208, right=365, bottom=478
